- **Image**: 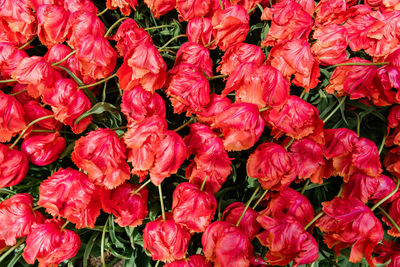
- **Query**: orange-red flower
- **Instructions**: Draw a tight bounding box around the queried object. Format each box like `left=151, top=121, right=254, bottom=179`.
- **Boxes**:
left=196, top=93, right=231, bottom=125
left=373, top=240, right=400, bottom=267
left=316, top=197, right=384, bottom=266
left=187, top=17, right=214, bottom=47
left=176, top=0, right=214, bottom=21
left=314, top=0, right=348, bottom=28
left=382, top=196, right=400, bottom=237
left=143, top=216, right=191, bottom=262
left=38, top=168, right=101, bottom=228
left=247, top=142, right=297, bottom=191
left=222, top=202, right=260, bottom=240
left=257, top=215, right=318, bottom=266
left=64, top=0, right=98, bottom=14
left=0, top=42, right=28, bottom=79
left=211, top=5, right=249, bottom=51
left=172, top=182, right=216, bottom=233
left=44, top=44, right=72, bottom=69
left=0, top=193, right=43, bottom=246
left=217, top=42, right=264, bottom=76
left=23, top=219, right=81, bottom=267
left=144, top=0, right=175, bottom=18
left=106, top=0, right=138, bottom=15
left=202, top=221, right=252, bottom=267
left=174, top=42, right=213, bottom=77
left=23, top=101, right=61, bottom=131
left=164, top=255, right=212, bottom=267
left=21, top=133, right=66, bottom=166
left=0, top=91, right=27, bottom=142
left=0, top=144, right=29, bottom=188
left=37, top=4, right=70, bottom=47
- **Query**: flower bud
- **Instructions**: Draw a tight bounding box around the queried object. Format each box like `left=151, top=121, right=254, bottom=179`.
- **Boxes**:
left=143, top=216, right=191, bottom=262
left=72, top=128, right=131, bottom=189
left=175, top=42, right=213, bottom=77
left=187, top=18, right=214, bottom=47
left=37, top=4, right=70, bottom=47
left=172, top=182, right=217, bottom=233
left=21, top=133, right=66, bottom=166
left=38, top=168, right=101, bottom=228
left=0, top=144, right=29, bottom=188
left=222, top=202, right=260, bottom=240
left=23, top=219, right=81, bottom=267
left=0, top=91, right=27, bottom=142
left=0, top=193, right=44, bottom=246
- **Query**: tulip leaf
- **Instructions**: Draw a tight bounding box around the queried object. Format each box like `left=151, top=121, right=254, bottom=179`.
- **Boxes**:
left=83, top=231, right=100, bottom=267
left=75, top=102, right=121, bottom=125
left=6, top=249, right=23, bottom=267
left=108, top=216, right=125, bottom=249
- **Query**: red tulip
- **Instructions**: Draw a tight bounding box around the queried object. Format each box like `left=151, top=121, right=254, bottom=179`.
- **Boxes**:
left=143, top=216, right=191, bottom=262
left=175, top=42, right=213, bottom=77
left=72, top=128, right=130, bottom=189
left=11, top=84, right=35, bottom=105
left=38, top=168, right=101, bottom=228
left=316, top=197, right=384, bottom=266
left=315, top=0, right=348, bottom=28
left=172, top=182, right=217, bottom=233
left=259, top=187, right=315, bottom=227
left=0, top=42, right=28, bottom=79
left=211, top=5, right=249, bottom=51
left=23, top=101, right=61, bottom=131
left=36, top=4, right=70, bottom=47
left=44, top=44, right=73, bottom=69
left=21, top=133, right=66, bottom=166
left=222, top=202, right=260, bottom=240
left=165, top=255, right=212, bottom=267
left=0, top=144, right=29, bottom=188
left=176, top=0, right=214, bottom=21
left=166, top=64, right=210, bottom=115
left=382, top=196, right=400, bottom=237
left=187, top=17, right=214, bottom=47
left=373, top=240, right=400, bottom=267
left=213, top=102, right=265, bottom=151
left=257, top=215, right=318, bottom=266
left=0, top=194, right=44, bottom=246
left=202, top=221, right=252, bottom=267
left=64, top=0, right=98, bottom=14
left=217, top=42, right=264, bottom=76
left=144, top=0, right=175, bottom=18
left=231, top=0, right=263, bottom=13
left=101, top=182, right=148, bottom=227
left=0, top=91, right=27, bottom=143
left=196, top=94, right=231, bottom=125
left=247, top=142, right=297, bottom=191
left=106, top=0, right=138, bottom=15
left=384, top=146, right=400, bottom=177
left=23, top=219, right=81, bottom=267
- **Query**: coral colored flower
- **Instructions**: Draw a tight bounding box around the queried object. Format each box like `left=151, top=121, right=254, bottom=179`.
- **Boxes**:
left=217, top=42, right=264, bottom=76
left=172, top=182, right=217, bottom=233
left=38, top=168, right=101, bottom=228
left=382, top=197, right=400, bottom=237
left=112, top=19, right=152, bottom=58
left=0, top=42, right=28, bottom=79
left=352, top=137, right=382, bottom=177
left=267, top=39, right=320, bottom=91
left=45, top=79, right=92, bottom=134
left=259, top=188, right=315, bottom=227
left=386, top=105, right=400, bottom=146
left=373, top=240, right=400, bottom=267
left=76, top=35, right=117, bottom=80
left=196, top=94, right=231, bottom=125
left=314, top=0, right=348, bottom=27
left=21, top=133, right=66, bottom=166
left=66, top=11, right=105, bottom=49
left=143, top=216, right=191, bottom=262
left=213, top=102, right=265, bottom=151
left=107, top=0, right=137, bottom=15
left=64, top=0, right=98, bottom=14
left=0, top=144, right=29, bottom=188
left=165, top=255, right=212, bottom=267
left=202, top=221, right=252, bottom=267
left=72, top=128, right=130, bottom=189
left=222, top=62, right=289, bottom=109
left=341, top=172, right=396, bottom=204
left=317, top=197, right=384, bottom=265
left=262, top=95, right=324, bottom=144
left=174, top=42, right=213, bottom=77
left=23, top=219, right=81, bottom=267
left=121, top=86, right=166, bottom=125
left=289, top=138, right=332, bottom=184
left=101, top=182, right=148, bottom=227
left=117, top=42, right=167, bottom=92
left=44, top=44, right=72, bottom=69
left=36, top=4, right=70, bottom=47
left=0, top=194, right=43, bottom=246
left=187, top=17, right=214, bottom=47
left=257, top=215, right=318, bottom=266
left=23, top=101, right=61, bottom=131
left=176, top=0, right=214, bottom=21
left=211, top=5, right=249, bottom=51
left=11, top=84, right=35, bottom=105
left=247, top=142, right=297, bottom=191
left=0, top=91, right=27, bottom=143
left=311, top=24, right=348, bottom=66
left=384, top=146, right=400, bottom=177
left=11, top=56, right=61, bottom=98
left=184, top=123, right=232, bottom=194
left=144, top=0, right=175, bottom=18
left=166, top=64, right=210, bottom=115
left=231, top=0, right=262, bottom=13
left=261, top=0, right=313, bottom=47
left=222, top=202, right=260, bottom=240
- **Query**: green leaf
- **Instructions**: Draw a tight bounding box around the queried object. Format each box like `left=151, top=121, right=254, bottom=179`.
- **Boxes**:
left=83, top=231, right=100, bottom=267
left=108, top=216, right=125, bottom=249
left=60, top=141, right=75, bottom=160
left=6, top=249, right=23, bottom=267
left=75, top=102, right=121, bottom=124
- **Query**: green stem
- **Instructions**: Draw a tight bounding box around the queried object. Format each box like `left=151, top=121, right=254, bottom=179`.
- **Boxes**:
left=257, top=3, right=264, bottom=12
left=207, top=74, right=228, bottom=81
left=371, top=177, right=399, bottom=211
left=51, top=51, right=76, bottom=67
left=173, top=117, right=194, bottom=132
left=355, top=113, right=361, bottom=136
left=379, top=133, right=386, bottom=155
left=144, top=25, right=174, bottom=31
left=0, top=238, right=25, bottom=263
left=304, top=211, right=324, bottom=230
left=158, top=34, right=187, bottom=51
left=78, top=73, right=117, bottom=89
left=327, top=62, right=388, bottom=70
left=158, top=185, right=166, bottom=221
left=322, top=96, right=347, bottom=123
left=204, top=39, right=216, bottom=48
left=96, top=7, right=108, bottom=17
left=218, top=0, right=223, bottom=9
left=301, top=180, right=310, bottom=195
left=104, top=17, right=129, bottom=37
left=200, top=176, right=208, bottom=191
left=252, top=189, right=268, bottom=209
left=378, top=206, right=400, bottom=234
left=9, top=115, right=55, bottom=149
left=236, top=187, right=260, bottom=226
left=9, top=89, right=27, bottom=96
left=101, top=217, right=109, bottom=267
left=299, top=89, right=306, bottom=99
left=259, top=106, right=270, bottom=112
left=132, top=179, right=151, bottom=194
left=284, top=138, right=295, bottom=150
left=0, top=79, right=17, bottom=84
left=19, top=37, right=36, bottom=50
left=62, top=221, right=69, bottom=229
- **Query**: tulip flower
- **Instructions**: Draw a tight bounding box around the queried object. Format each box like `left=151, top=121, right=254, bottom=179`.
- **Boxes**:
left=222, top=202, right=260, bottom=240
left=23, top=101, right=61, bottom=131
left=164, top=255, right=212, bottom=267
left=0, top=42, right=28, bottom=79
left=373, top=240, right=400, bottom=267
left=144, top=0, right=175, bottom=18
left=44, top=44, right=73, bottom=69
left=0, top=144, right=29, bottom=188
left=174, top=42, right=213, bottom=77
left=106, top=0, right=138, bottom=15
left=187, top=17, right=214, bottom=47
left=36, top=4, right=70, bottom=47
left=196, top=94, right=231, bottom=125
left=0, top=91, right=27, bottom=142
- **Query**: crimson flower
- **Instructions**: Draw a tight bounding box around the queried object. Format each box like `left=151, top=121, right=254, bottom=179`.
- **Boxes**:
left=144, top=0, right=175, bottom=18
left=164, top=255, right=212, bottom=267
left=23, top=101, right=61, bottom=131
left=176, top=0, right=214, bottom=21
left=222, top=202, right=260, bottom=240
left=196, top=94, right=231, bottom=125
left=44, top=44, right=73, bottom=69
left=107, top=0, right=138, bottom=15
left=187, top=17, right=214, bottom=47
left=0, top=91, right=27, bottom=143
left=36, top=4, right=70, bottom=47
left=0, top=42, right=28, bottom=79
left=382, top=196, right=400, bottom=237
left=373, top=240, right=400, bottom=267
left=0, top=144, right=29, bottom=188
left=174, top=42, right=213, bottom=77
